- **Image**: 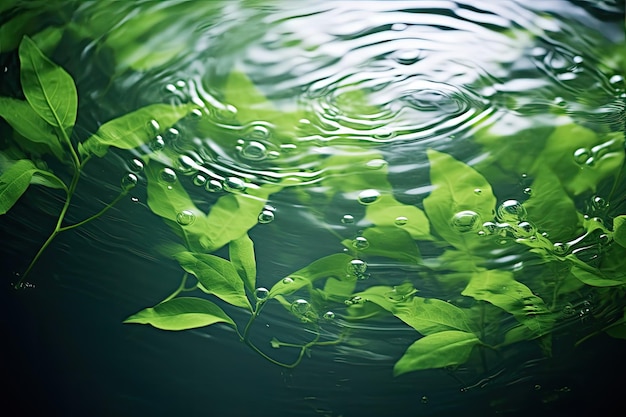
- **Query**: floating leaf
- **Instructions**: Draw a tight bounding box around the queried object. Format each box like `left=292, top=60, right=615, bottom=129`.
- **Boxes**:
left=18, top=36, right=77, bottom=134
left=123, top=297, right=235, bottom=331
left=394, top=331, right=480, bottom=376
left=174, top=251, right=252, bottom=310
left=80, top=103, right=194, bottom=158
left=229, top=233, right=257, bottom=293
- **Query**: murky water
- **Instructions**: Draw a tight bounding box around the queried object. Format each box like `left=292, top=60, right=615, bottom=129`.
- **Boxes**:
left=1, top=1, right=625, bottom=416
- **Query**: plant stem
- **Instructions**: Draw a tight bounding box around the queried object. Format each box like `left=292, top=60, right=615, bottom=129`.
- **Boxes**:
left=59, top=190, right=128, bottom=231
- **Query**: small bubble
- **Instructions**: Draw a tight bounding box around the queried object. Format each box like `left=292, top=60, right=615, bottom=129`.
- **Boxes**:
left=394, top=216, right=408, bottom=226
left=352, top=236, right=369, bottom=250
left=121, top=173, right=138, bottom=191
left=178, top=154, right=199, bottom=173
left=365, top=159, right=387, bottom=169
left=562, top=304, right=575, bottom=316
left=585, top=156, right=596, bottom=167
left=255, top=287, right=269, bottom=301
left=149, top=119, right=160, bottom=132
left=258, top=209, right=275, bottom=224
left=129, top=158, right=144, bottom=172
left=609, top=74, right=624, bottom=86
left=341, top=214, right=355, bottom=224
left=358, top=189, right=381, bottom=205
left=573, top=148, right=591, bottom=165
left=473, top=188, right=482, bottom=195
left=190, top=108, right=203, bottom=119
left=150, top=135, right=165, bottom=151
left=165, top=127, right=180, bottom=142
left=323, top=311, right=335, bottom=320
left=282, top=277, right=294, bottom=284
left=176, top=210, right=196, bottom=226
left=291, top=299, right=311, bottom=316
left=523, top=187, right=532, bottom=196
left=215, top=104, right=238, bottom=121
left=193, top=174, right=207, bottom=187
left=239, top=140, right=268, bottom=161
left=552, top=242, right=569, bottom=255
left=223, top=177, right=247, bottom=192
left=421, top=396, right=428, bottom=404
left=451, top=210, right=481, bottom=233
left=497, top=200, right=527, bottom=222
left=205, top=179, right=223, bottom=192
left=344, top=296, right=365, bottom=305
left=160, top=167, right=178, bottom=184
left=175, top=80, right=186, bottom=88
left=280, top=143, right=298, bottom=153
left=481, top=221, right=498, bottom=235
left=130, top=196, right=139, bottom=203
left=592, top=196, right=608, bottom=210
left=349, top=259, right=367, bottom=275
left=516, top=221, right=537, bottom=238
left=534, top=384, right=542, bottom=391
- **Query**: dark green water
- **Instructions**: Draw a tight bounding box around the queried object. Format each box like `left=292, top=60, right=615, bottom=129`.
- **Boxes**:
left=1, top=1, right=626, bottom=416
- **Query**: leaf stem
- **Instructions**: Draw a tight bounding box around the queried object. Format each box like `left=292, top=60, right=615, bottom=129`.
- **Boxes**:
left=59, top=189, right=128, bottom=231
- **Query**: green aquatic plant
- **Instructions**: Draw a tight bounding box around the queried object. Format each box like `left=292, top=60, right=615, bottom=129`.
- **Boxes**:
left=2, top=31, right=626, bottom=378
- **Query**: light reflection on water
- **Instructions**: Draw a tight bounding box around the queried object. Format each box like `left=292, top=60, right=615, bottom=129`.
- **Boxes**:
left=1, top=1, right=625, bottom=416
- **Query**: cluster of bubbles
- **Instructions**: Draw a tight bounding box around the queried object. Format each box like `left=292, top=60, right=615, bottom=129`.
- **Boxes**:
left=573, top=139, right=619, bottom=168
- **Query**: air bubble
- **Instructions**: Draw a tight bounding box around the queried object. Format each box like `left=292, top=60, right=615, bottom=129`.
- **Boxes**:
left=255, top=287, right=269, bottom=301
left=323, top=311, right=335, bottom=320
left=215, top=104, right=237, bottom=121
left=205, top=179, right=223, bottom=192
left=474, top=188, right=482, bottom=195
left=349, top=259, right=367, bottom=275
left=394, top=216, right=408, bottom=226
left=341, top=214, right=355, bottom=224
left=176, top=210, right=196, bottom=226
left=178, top=154, right=199, bottom=173
left=573, top=148, right=591, bottom=165
left=149, top=119, right=160, bottom=132
left=160, top=167, right=178, bottom=184
left=481, top=221, right=498, bottom=235
left=365, top=159, right=387, bottom=169
left=345, top=296, right=365, bottom=305
left=239, top=140, right=268, bottom=161
left=358, top=189, right=381, bottom=205
left=282, top=277, right=294, bottom=284
left=150, top=135, right=165, bottom=151
left=193, top=174, right=207, bottom=187
left=258, top=210, right=275, bottom=224
left=223, top=177, right=246, bottom=192
left=516, top=221, right=537, bottom=238
left=609, top=74, right=624, bottom=86
left=129, top=158, right=144, bottom=172
left=497, top=200, right=526, bottom=222
left=291, top=299, right=311, bottom=316
left=121, top=173, right=138, bottom=191
left=592, top=196, right=608, bottom=210
left=451, top=210, right=481, bottom=233
left=165, top=127, right=180, bottom=142
left=352, top=236, right=369, bottom=250
left=552, top=242, right=569, bottom=255
left=190, top=108, right=203, bottom=119
left=523, top=187, right=532, bottom=196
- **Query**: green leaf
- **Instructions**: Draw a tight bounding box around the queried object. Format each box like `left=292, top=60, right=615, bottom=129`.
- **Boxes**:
left=342, top=226, right=421, bottom=265
left=606, top=308, right=626, bottom=340
left=614, top=215, right=626, bottom=248
left=570, top=265, right=626, bottom=287
left=123, top=297, right=235, bottom=331
left=174, top=251, right=252, bottom=310
left=0, top=97, right=65, bottom=160
left=229, top=233, right=257, bottom=293
left=0, top=159, right=65, bottom=215
left=356, top=286, right=477, bottom=335
left=18, top=36, right=77, bottom=133
left=80, top=103, right=194, bottom=158
left=365, top=194, right=431, bottom=240
left=423, top=149, right=496, bottom=252
left=269, top=253, right=353, bottom=298
left=461, top=269, right=554, bottom=337
left=393, top=331, right=480, bottom=376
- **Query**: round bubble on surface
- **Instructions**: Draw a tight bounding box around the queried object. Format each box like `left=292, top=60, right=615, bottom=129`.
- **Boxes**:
left=497, top=200, right=527, bottom=222
left=358, top=189, right=381, bottom=205
left=451, top=210, right=481, bottom=233
left=176, top=210, right=196, bottom=226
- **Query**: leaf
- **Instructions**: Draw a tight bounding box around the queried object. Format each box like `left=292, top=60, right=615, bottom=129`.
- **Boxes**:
left=123, top=297, right=235, bottom=331
left=606, top=308, right=626, bottom=340
left=269, top=253, right=353, bottom=298
left=461, top=269, right=554, bottom=337
left=174, top=251, right=252, bottom=310
left=80, top=103, right=194, bottom=158
left=423, top=149, right=496, bottom=251
left=0, top=159, right=65, bottom=215
left=356, top=286, right=477, bottom=335
left=229, top=233, right=257, bottom=293
left=614, top=215, right=626, bottom=248
left=342, top=226, right=421, bottom=265
left=0, top=97, right=65, bottom=160
left=570, top=265, right=626, bottom=287
left=393, top=331, right=480, bottom=376
left=18, top=36, right=77, bottom=133
left=365, top=194, right=431, bottom=240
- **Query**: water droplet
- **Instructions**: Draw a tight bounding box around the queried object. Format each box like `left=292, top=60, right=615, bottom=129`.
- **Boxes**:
left=592, top=196, right=608, bottom=210
left=215, top=104, right=237, bottom=121
left=160, top=167, right=178, bottom=184
left=129, top=158, right=144, bottom=172
left=193, top=174, right=207, bottom=187
left=562, top=304, right=575, bottom=316
left=344, top=295, right=365, bottom=305
left=352, top=236, right=369, bottom=250
left=258, top=209, right=275, bottom=224
left=481, top=221, right=498, bottom=235
left=165, top=127, right=180, bottom=142
left=291, top=299, right=311, bottom=316
left=176, top=210, right=196, bottom=226
left=451, top=210, right=481, bottom=233
left=574, top=148, right=591, bottom=165
left=150, top=135, right=165, bottom=151
left=282, top=277, right=294, bottom=284
left=473, top=188, right=482, bottom=195
left=516, top=221, right=537, bottom=238
left=190, top=108, right=203, bottom=119
left=523, top=187, right=532, bottom=196
left=205, top=179, right=223, bottom=192
left=239, top=140, right=268, bottom=161
left=552, top=242, right=569, bottom=255
left=497, top=200, right=527, bottom=222
left=341, top=214, right=355, bottom=224
left=394, top=216, right=408, bottom=226
left=255, top=287, right=269, bottom=301
left=349, top=259, right=367, bottom=275
left=358, top=189, right=381, bottom=205
left=223, top=177, right=246, bottom=192
left=609, top=74, right=624, bottom=86
left=149, top=119, right=160, bottom=132
left=178, top=154, right=199, bottom=174
left=121, top=173, right=138, bottom=191
left=323, top=311, right=335, bottom=320
left=421, top=396, right=429, bottom=404
left=365, top=159, right=387, bottom=169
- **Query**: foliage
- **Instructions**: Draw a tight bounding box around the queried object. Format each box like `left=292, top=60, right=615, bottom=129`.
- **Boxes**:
left=1, top=9, right=626, bottom=380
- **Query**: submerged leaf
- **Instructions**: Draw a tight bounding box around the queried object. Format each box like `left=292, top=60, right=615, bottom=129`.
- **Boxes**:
left=229, top=233, right=257, bottom=293
left=394, top=331, right=480, bottom=376
left=365, top=194, right=431, bottom=240
left=123, top=297, right=235, bottom=331
left=19, top=36, right=77, bottom=133
left=614, top=215, right=626, bottom=248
